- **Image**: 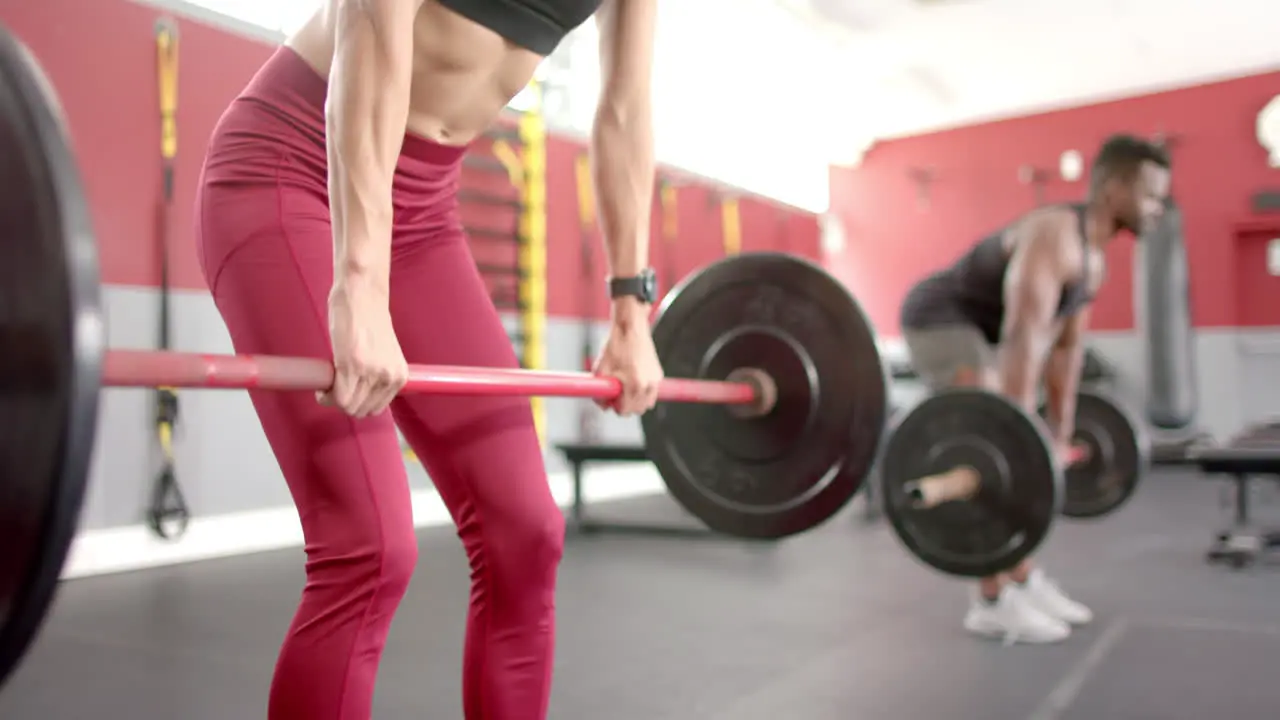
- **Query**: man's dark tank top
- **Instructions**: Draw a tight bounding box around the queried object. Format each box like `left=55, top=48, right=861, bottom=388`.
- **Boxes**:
left=899, top=204, right=1096, bottom=344
left=437, top=0, right=605, bottom=55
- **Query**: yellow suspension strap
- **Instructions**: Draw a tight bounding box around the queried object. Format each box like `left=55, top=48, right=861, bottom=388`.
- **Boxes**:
left=658, top=176, right=679, bottom=285
left=719, top=192, right=742, bottom=256
left=400, top=129, right=529, bottom=464
left=516, top=80, right=547, bottom=444
left=148, top=16, right=190, bottom=540
left=573, top=151, right=601, bottom=440
left=660, top=179, right=679, bottom=241
left=491, top=139, right=525, bottom=187
left=574, top=150, right=597, bottom=358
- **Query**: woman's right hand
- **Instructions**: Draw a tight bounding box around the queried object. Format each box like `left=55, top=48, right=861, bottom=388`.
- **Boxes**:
left=318, top=277, right=408, bottom=418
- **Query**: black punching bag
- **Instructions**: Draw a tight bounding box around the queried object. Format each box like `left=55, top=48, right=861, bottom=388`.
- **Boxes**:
left=1134, top=198, right=1199, bottom=429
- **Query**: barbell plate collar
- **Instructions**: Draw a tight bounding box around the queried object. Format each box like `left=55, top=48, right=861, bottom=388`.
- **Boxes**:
left=904, top=467, right=981, bottom=509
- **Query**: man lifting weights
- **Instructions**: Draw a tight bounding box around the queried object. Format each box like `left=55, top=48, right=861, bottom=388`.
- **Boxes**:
left=898, top=134, right=1171, bottom=644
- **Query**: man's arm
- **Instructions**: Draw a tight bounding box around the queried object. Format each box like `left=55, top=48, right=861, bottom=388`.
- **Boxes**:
left=996, top=219, right=1079, bottom=413
left=593, top=0, right=657, bottom=323
left=327, top=0, right=424, bottom=290
left=1043, top=306, right=1090, bottom=443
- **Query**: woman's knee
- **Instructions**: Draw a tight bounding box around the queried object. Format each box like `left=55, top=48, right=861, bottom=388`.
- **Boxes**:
left=306, top=509, right=420, bottom=597
left=375, top=524, right=421, bottom=595
left=510, top=506, right=566, bottom=572
left=402, top=410, right=564, bottom=584
left=485, top=502, right=565, bottom=588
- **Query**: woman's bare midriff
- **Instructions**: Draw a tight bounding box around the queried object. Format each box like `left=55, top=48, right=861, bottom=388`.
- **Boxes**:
left=285, top=0, right=547, bottom=146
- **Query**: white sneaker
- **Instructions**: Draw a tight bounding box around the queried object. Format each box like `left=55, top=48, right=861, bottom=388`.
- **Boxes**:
left=963, top=585, right=1070, bottom=645
left=1018, top=569, right=1094, bottom=626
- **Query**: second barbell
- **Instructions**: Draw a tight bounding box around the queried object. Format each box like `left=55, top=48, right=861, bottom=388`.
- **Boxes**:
left=878, top=387, right=1149, bottom=578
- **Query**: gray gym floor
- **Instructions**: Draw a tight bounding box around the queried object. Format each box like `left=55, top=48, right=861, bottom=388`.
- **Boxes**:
left=2, top=467, right=1278, bottom=719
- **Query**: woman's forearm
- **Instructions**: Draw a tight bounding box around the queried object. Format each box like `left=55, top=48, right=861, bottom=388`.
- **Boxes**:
left=326, top=0, right=417, bottom=290
left=590, top=102, right=654, bottom=282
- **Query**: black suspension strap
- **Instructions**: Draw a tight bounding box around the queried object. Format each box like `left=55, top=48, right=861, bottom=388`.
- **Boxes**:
left=146, top=17, right=190, bottom=540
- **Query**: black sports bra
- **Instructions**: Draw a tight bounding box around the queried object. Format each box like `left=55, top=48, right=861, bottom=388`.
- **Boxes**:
left=437, top=0, right=605, bottom=55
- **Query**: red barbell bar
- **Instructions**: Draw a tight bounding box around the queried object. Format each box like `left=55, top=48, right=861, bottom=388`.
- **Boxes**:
left=1064, top=443, right=1090, bottom=466
left=102, top=349, right=758, bottom=405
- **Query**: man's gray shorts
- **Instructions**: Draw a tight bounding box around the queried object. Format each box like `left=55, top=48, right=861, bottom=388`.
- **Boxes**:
left=901, top=325, right=996, bottom=391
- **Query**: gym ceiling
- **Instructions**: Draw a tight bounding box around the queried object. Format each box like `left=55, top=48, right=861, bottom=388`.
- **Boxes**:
left=777, top=0, right=1276, bottom=147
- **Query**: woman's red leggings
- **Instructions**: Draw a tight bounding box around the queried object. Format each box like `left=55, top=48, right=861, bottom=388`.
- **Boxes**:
left=194, top=47, right=564, bottom=720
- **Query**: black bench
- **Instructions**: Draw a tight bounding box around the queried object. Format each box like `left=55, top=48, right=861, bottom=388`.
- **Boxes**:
left=555, top=443, right=714, bottom=538
left=1193, top=436, right=1280, bottom=569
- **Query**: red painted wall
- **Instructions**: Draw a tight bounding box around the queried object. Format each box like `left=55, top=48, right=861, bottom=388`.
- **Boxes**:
left=4, top=0, right=820, bottom=318
left=1234, top=217, right=1280, bottom=328
left=828, top=71, right=1280, bottom=335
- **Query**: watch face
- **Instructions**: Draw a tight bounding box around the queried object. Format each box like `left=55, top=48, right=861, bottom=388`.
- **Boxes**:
left=642, top=271, right=656, bottom=301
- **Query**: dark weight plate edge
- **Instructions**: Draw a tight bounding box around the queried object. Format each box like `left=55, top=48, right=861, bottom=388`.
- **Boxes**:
left=878, top=388, right=1063, bottom=577
left=782, top=254, right=891, bottom=537
left=647, top=253, right=889, bottom=539
left=788, top=250, right=891, bottom=528
left=833, top=260, right=891, bottom=505
left=650, top=251, right=809, bottom=328
left=1059, top=389, right=1150, bottom=520
left=0, top=27, right=104, bottom=690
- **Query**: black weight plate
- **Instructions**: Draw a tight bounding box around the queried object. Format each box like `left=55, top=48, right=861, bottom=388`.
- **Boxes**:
left=1058, top=390, right=1148, bottom=519
left=880, top=388, right=1061, bottom=578
left=0, top=27, right=103, bottom=689
left=642, top=252, right=887, bottom=540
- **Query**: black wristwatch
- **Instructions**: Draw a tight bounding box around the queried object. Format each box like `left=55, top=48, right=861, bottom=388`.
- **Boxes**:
left=608, top=268, right=658, bottom=304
